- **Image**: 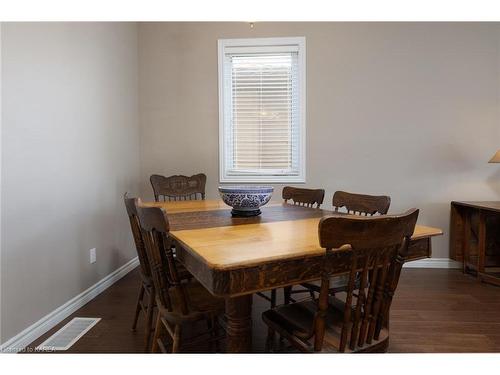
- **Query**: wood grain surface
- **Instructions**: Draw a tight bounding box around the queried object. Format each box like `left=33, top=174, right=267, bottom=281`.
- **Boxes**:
left=171, top=217, right=441, bottom=270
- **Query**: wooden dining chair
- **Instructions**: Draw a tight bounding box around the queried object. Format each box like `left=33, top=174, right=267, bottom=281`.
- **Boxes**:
left=124, top=194, right=157, bottom=352
left=332, top=190, right=391, bottom=216
left=150, top=173, right=206, bottom=202
left=256, top=186, right=326, bottom=309
left=282, top=186, right=325, bottom=208
left=262, top=208, right=419, bottom=353
left=136, top=204, right=225, bottom=353
left=284, top=190, right=392, bottom=304
left=124, top=193, right=194, bottom=351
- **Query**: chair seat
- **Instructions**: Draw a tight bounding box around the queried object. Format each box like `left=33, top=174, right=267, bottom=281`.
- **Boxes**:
left=160, top=280, right=225, bottom=322
left=262, top=298, right=388, bottom=353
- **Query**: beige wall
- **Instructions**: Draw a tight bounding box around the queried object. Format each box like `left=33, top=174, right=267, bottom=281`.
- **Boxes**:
left=1, top=23, right=140, bottom=343
left=2, top=21, right=500, bottom=344
left=139, top=22, right=500, bottom=259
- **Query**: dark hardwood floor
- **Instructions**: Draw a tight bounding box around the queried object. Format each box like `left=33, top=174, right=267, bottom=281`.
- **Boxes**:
left=26, top=267, right=500, bottom=353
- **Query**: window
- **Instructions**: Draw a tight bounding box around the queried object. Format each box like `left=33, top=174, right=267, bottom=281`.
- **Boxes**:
left=218, top=37, right=306, bottom=183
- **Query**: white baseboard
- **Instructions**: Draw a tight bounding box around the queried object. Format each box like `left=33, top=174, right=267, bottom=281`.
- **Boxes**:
left=0, top=256, right=139, bottom=353
left=403, top=257, right=461, bottom=269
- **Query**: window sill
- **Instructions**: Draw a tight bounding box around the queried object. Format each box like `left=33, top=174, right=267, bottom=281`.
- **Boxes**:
left=219, top=175, right=306, bottom=184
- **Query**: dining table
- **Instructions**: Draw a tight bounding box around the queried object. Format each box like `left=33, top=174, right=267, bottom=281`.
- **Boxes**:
left=143, top=199, right=443, bottom=353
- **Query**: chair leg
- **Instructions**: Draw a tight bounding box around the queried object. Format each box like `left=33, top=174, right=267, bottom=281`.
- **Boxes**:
left=206, top=317, right=215, bottom=352
left=309, top=289, right=316, bottom=300
left=278, top=334, right=286, bottom=351
left=271, top=289, right=277, bottom=308
left=213, top=316, right=221, bottom=353
left=284, top=286, right=292, bottom=305
left=151, top=314, right=162, bottom=353
left=205, top=316, right=221, bottom=353
left=172, top=325, right=182, bottom=353
left=265, top=327, right=276, bottom=352
left=144, top=288, right=155, bottom=352
left=131, top=284, right=145, bottom=331
left=281, top=287, right=293, bottom=348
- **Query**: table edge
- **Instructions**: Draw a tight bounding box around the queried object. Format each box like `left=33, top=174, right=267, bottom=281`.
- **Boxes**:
left=171, top=223, right=443, bottom=271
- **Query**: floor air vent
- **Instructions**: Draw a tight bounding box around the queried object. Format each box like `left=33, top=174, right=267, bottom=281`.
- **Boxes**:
left=36, top=317, right=101, bottom=351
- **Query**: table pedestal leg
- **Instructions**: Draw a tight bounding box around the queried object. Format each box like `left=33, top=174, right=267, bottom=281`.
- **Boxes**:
left=225, top=295, right=252, bottom=353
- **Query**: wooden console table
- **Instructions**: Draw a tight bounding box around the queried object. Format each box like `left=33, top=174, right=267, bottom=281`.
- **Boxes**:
left=450, top=201, right=500, bottom=286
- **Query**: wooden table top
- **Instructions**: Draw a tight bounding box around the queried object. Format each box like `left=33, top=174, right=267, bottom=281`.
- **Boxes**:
left=172, top=217, right=442, bottom=270
left=146, top=200, right=443, bottom=271
left=143, top=199, right=238, bottom=213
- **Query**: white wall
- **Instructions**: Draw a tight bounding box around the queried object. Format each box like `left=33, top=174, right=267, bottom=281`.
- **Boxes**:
left=138, top=22, right=500, bottom=259
left=1, top=23, right=140, bottom=343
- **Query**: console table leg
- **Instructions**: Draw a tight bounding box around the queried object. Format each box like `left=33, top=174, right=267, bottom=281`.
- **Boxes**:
left=463, top=211, right=471, bottom=274
left=478, top=211, right=486, bottom=277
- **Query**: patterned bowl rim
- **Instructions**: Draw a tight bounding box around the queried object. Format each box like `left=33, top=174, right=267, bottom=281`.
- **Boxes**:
left=218, top=186, right=274, bottom=193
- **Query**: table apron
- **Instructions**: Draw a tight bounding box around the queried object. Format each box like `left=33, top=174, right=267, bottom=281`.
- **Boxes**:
left=174, top=237, right=432, bottom=298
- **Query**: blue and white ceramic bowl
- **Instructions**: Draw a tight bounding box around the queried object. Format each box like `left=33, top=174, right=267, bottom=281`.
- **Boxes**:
left=218, top=186, right=274, bottom=217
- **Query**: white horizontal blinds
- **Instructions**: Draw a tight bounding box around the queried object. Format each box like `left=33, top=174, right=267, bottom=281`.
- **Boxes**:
left=224, top=49, right=300, bottom=176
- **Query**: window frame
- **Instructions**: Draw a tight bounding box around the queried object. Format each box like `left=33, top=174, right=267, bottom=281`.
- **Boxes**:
left=217, top=37, right=306, bottom=183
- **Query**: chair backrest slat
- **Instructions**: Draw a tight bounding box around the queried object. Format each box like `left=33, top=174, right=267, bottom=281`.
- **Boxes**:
left=316, top=208, right=419, bottom=352
left=150, top=173, right=207, bottom=202
left=332, top=191, right=391, bottom=216
left=124, top=194, right=152, bottom=281
left=282, top=186, right=325, bottom=209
